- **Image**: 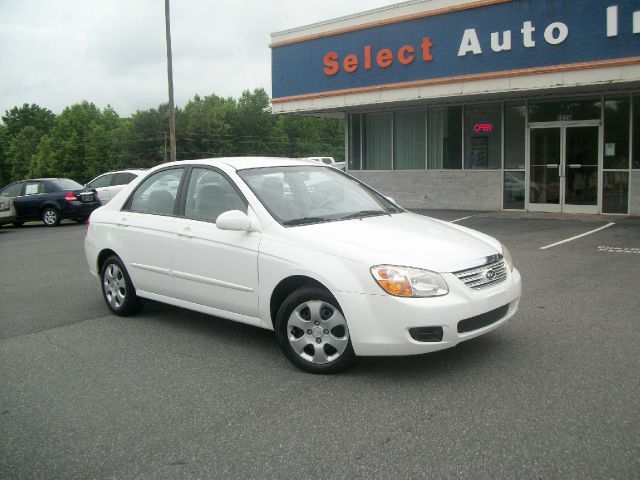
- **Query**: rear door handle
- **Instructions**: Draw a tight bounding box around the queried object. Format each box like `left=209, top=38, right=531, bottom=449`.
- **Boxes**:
left=568, top=164, right=582, bottom=168
left=177, top=227, right=193, bottom=238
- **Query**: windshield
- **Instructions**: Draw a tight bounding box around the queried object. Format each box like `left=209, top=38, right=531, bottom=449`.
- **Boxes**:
left=238, top=166, right=400, bottom=226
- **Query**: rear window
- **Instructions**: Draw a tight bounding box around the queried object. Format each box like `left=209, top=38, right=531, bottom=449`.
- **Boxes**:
left=51, top=179, right=83, bottom=190
left=112, top=172, right=137, bottom=186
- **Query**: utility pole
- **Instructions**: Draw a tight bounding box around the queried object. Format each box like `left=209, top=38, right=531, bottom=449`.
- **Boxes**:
left=164, top=0, right=177, bottom=162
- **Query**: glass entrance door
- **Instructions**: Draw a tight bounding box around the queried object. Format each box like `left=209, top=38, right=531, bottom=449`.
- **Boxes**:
left=529, top=125, right=600, bottom=213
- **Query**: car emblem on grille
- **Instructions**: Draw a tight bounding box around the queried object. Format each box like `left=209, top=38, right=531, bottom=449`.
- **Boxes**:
left=485, top=269, right=496, bottom=280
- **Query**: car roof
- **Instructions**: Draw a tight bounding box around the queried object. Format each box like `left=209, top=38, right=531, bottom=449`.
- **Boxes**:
left=99, top=169, right=147, bottom=175
left=156, top=157, right=317, bottom=171
left=14, top=178, right=73, bottom=182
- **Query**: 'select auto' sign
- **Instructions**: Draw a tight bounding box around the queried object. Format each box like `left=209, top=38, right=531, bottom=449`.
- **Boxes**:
left=271, top=0, right=640, bottom=100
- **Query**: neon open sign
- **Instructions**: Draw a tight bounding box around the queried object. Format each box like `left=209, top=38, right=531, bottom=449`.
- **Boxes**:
left=473, top=122, right=494, bottom=134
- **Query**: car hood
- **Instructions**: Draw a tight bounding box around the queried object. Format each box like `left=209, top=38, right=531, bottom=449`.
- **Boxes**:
left=285, top=212, right=501, bottom=272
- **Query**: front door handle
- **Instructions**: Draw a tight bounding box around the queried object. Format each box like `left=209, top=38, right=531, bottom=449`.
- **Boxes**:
left=118, top=217, right=128, bottom=227
left=546, top=164, right=559, bottom=168
left=568, top=164, right=582, bottom=168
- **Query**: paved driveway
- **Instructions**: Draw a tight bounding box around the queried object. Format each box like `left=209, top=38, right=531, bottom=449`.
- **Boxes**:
left=1, top=213, right=638, bottom=479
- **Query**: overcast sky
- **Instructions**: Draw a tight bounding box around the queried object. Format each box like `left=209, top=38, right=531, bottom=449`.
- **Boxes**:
left=0, top=0, right=394, bottom=117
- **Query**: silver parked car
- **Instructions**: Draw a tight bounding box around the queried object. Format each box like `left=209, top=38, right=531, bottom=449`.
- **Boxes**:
left=0, top=196, right=17, bottom=226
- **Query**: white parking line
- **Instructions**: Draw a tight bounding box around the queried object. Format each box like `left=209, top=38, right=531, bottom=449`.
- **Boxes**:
left=450, top=215, right=472, bottom=223
left=540, top=222, right=615, bottom=250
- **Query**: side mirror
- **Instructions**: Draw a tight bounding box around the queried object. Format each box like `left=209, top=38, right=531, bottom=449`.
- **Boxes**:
left=216, top=210, right=251, bottom=231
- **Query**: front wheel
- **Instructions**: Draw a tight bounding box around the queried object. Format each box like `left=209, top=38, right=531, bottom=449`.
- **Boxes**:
left=100, top=255, right=141, bottom=316
left=42, top=207, right=60, bottom=226
left=276, top=287, right=355, bottom=374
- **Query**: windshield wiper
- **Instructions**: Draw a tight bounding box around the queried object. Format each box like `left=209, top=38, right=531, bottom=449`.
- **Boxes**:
left=282, top=216, right=333, bottom=226
left=340, top=210, right=388, bottom=221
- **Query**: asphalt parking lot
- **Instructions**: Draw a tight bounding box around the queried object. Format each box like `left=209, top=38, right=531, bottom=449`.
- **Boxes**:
left=1, top=213, right=639, bottom=479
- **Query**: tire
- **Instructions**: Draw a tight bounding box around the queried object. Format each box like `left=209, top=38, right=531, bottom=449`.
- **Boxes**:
left=13, top=222, right=24, bottom=227
left=42, top=207, right=60, bottom=226
left=100, top=255, right=141, bottom=316
left=275, top=286, right=355, bottom=374
left=75, top=217, right=88, bottom=224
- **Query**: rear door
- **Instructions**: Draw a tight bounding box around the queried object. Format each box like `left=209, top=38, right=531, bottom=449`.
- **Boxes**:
left=18, top=181, right=46, bottom=220
left=118, top=167, right=185, bottom=297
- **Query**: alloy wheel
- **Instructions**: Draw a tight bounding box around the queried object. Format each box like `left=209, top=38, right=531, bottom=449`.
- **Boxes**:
left=286, top=300, right=349, bottom=364
left=103, top=263, right=127, bottom=309
left=43, top=209, right=58, bottom=226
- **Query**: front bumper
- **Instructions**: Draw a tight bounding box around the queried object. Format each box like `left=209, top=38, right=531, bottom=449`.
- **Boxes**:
left=335, top=267, right=522, bottom=356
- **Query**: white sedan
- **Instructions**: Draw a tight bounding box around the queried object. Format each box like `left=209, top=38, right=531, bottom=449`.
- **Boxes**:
left=85, top=157, right=521, bottom=373
left=85, top=169, right=146, bottom=204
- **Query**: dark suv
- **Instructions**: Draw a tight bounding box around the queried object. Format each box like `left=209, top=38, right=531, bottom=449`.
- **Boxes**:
left=0, top=178, right=101, bottom=227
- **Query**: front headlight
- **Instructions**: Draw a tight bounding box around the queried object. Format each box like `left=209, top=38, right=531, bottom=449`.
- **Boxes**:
left=370, top=265, right=448, bottom=297
left=501, top=243, right=514, bottom=272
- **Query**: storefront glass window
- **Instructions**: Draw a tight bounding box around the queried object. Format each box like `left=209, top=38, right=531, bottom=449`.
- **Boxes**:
left=528, top=97, right=601, bottom=123
left=604, top=96, right=630, bottom=170
left=464, top=104, right=501, bottom=169
left=602, top=172, right=629, bottom=214
left=348, top=114, right=361, bottom=170
left=363, top=113, right=392, bottom=170
left=633, top=94, right=640, bottom=169
left=504, top=102, right=526, bottom=170
left=394, top=110, right=426, bottom=170
left=503, top=171, right=525, bottom=209
left=427, top=106, right=462, bottom=169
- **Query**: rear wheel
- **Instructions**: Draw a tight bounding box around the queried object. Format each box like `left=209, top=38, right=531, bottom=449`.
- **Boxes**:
left=42, top=207, right=60, bottom=226
left=75, top=217, right=88, bottom=224
left=276, top=286, right=355, bottom=374
left=100, top=256, right=141, bottom=316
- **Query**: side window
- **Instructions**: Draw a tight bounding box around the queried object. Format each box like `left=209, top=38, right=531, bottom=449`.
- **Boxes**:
left=24, top=182, right=45, bottom=195
left=184, top=168, right=246, bottom=223
left=88, top=174, right=113, bottom=188
left=112, top=172, right=136, bottom=186
left=129, top=168, right=184, bottom=216
left=1, top=183, right=23, bottom=198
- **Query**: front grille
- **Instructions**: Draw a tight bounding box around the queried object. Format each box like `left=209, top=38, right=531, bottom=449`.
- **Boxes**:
left=452, top=258, right=507, bottom=290
left=457, top=304, right=510, bottom=333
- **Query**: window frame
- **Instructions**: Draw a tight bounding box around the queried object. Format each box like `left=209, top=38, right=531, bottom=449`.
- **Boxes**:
left=122, top=166, right=187, bottom=217
left=87, top=174, right=114, bottom=189
left=179, top=166, right=249, bottom=224
left=1, top=182, right=24, bottom=198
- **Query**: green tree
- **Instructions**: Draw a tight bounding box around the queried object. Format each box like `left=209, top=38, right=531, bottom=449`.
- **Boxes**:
left=85, top=106, right=130, bottom=178
left=229, top=88, right=275, bottom=155
left=2, top=103, right=55, bottom=138
left=32, top=101, right=102, bottom=182
left=7, top=126, right=41, bottom=179
left=1, top=104, right=55, bottom=184
left=0, top=126, right=8, bottom=186
left=125, top=105, right=171, bottom=167
left=181, top=93, right=235, bottom=159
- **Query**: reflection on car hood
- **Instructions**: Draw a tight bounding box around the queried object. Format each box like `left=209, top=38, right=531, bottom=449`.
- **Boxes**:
left=287, top=212, right=501, bottom=272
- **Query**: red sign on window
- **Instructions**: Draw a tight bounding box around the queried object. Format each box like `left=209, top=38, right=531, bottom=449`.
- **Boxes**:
left=473, top=122, right=494, bottom=134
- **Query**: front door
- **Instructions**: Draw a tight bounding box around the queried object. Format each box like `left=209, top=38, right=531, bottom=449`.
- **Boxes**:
left=529, top=124, right=600, bottom=214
